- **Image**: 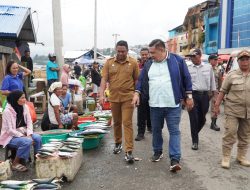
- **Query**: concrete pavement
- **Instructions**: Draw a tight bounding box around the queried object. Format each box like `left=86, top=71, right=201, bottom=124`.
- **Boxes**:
left=1, top=107, right=250, bottom=190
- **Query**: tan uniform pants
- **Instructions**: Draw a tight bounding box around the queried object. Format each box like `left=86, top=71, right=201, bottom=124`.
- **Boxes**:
left=223, top=115, right=250, bottom=154
left=111, top=100, right=134, bottom=152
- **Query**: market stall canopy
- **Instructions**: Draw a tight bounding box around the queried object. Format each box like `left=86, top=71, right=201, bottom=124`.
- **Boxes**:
left=0, top=5, right=36, bottom=42
left=73, top=57, right=93, bottom=65
left=64, top=49, right=107, bottom=64
left=218, top=54, right=230, bottom=61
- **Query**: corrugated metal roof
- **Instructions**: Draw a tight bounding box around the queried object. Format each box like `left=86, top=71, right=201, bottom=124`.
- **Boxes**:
left=0, top=5, right=36, bottom=42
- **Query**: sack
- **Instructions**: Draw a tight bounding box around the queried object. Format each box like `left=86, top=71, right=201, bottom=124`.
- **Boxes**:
left=26, top=101, right=37, bottom=123
left=41, top=109, right=51, bottom=131
left=0, top=160, right=12, bottom=181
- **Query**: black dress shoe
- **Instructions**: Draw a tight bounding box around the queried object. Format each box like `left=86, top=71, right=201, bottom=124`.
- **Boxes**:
left=135, top=135, right=144, bottom=141
left=192, top=143, right=198, bottom=150
left=210, top=123, right=220, bottom=131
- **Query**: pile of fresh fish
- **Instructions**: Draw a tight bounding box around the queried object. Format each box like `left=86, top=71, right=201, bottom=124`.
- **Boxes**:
left=37, top=139, right=63, bottom=158
left=92, top=110, right=112, bottom=118
left=83, top=123, right=110, bottom=130
left=0, top=180, right=28, bottom=189
left=31, top=177, right=61, bottom=189
left=58, top=138, right=82, bottom=158
left=72, top=129, right=109, bottom=137
left=0, top=178, right=62, bottom=189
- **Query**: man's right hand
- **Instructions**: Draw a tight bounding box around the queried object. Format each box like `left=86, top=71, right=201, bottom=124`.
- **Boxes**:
left=99, top=96, right=105, bottom=105
left=59, top=124, right=64, bottom=129
left=131, top=92, right=140, bottom=107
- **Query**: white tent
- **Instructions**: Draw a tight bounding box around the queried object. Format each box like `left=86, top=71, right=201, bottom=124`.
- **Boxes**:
left=73, top=57, right=93, bottom=65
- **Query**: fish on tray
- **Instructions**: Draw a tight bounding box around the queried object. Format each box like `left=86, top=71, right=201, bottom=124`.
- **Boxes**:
left=37, top=151, right=55, bottom=158
left=0, top=184, right=27, bottom=189
left=63, top=141, right=80, bottom=146
left=0, top=180, right=28, bottom=185
left=77, top=129, right=109, bottom=135
left=84, top=124, right=109, bottom=130
left=58, top=147, right=76, bottom=152
left=65, top=145, right=81, bottom=149
left=39, top=147, right=56, bottom=153
left=58, top=151, right=74, bottom=158
left=49, top=141, right=63, bottom=145
left=32, top=177, right=55, bottom=184
left=65, top=138, right=83, bottom=143
left=42, top=143, right=60, bottom=147
left=32, top=183, right=59, bottom=189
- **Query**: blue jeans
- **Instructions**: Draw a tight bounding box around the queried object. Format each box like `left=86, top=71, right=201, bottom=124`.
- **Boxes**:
left=8, top=134, right=42, bottom=160
left=150, top=106, right=182, bottom=161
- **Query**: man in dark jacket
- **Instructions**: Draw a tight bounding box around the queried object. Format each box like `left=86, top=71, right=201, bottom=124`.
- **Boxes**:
left=91, top=61, right=101, bottom=101
left=74, top=62, right=81, bottom=79
left=21, top=50, right=33, bottom=86
left=132, top=39, right=193, bottom=172
left=135, top=47, right=152, bottom=141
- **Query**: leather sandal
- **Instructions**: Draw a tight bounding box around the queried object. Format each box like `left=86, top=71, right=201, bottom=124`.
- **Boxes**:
left=12, top=164, right=28, bottom=172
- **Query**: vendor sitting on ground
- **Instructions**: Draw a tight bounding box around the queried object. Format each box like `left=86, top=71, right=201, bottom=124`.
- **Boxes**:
left=0, top=90, right=42, bottom=172
left=48, top=82, right=78, bottom=129
left=60, top=84, right=78, bottom=113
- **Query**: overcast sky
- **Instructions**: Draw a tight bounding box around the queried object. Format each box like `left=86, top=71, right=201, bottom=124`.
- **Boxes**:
left=3, top=0, right=205, bottom=55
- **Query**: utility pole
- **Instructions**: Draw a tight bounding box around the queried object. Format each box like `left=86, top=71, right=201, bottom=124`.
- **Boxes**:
left=52, top=0, right=64, bottom=77
left=94, top=0, right=97, bottom=61
left=112, top=33, right=120, bottom=48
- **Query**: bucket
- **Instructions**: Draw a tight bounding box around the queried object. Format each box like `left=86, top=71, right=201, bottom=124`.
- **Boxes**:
left=86, top=98, right=96, bottom=111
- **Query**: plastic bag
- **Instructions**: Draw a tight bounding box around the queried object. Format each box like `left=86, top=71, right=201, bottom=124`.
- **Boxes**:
left=26, top=101, right=37, bottom=123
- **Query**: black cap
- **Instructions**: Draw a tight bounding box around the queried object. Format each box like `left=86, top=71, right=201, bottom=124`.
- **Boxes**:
left=208, top=54, right=218, bottom=60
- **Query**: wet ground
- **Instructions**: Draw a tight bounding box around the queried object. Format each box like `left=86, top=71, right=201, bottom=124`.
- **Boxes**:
left=1, top=107, right=250, bottom=190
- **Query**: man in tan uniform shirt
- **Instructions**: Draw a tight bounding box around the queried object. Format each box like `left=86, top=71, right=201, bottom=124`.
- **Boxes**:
left=214, top=50, right=250, bottom=169
left=208, top=54, right=221, bottom=131
left=99, top=40, right=139, bottom=164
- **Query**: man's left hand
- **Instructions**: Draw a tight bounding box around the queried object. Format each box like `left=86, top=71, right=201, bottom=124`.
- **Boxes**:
left=186, top=98, right=194, bottom=111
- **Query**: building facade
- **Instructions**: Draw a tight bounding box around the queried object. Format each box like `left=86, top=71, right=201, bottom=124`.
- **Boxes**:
left=219, top=0, right=250, bottom=53
left=203, top=7, right=219, bottom=54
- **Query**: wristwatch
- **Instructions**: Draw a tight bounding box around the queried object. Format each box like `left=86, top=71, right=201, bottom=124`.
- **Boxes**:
left=187, top=94, right=193, bottom=99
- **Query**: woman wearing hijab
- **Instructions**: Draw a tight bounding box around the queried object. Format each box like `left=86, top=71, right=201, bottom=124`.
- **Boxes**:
left=1, top=60, right=31, bottom=95
left=61, top=64, right=71, bottom=85
left=48, top=82, right=78, bottom=129
left=0, top=90, right=42, bottom=172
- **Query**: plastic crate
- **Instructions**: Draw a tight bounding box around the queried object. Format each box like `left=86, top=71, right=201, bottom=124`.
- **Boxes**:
left=77, top=116, right=96, bottom=125
left=69, top=131, right=104, bottom=150
left=41, top=133, right=69, bottom=144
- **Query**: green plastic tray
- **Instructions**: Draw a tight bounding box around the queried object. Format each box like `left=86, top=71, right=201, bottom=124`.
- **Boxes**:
left=41, top=132, right=69, bottom=144
left=69, top=130, right=104, bottom=150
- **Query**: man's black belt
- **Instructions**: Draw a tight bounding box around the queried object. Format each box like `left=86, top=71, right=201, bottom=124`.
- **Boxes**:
left=193, top=91, right=208, bottom=95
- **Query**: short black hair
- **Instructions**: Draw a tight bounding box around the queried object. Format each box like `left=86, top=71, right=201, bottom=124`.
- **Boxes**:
left=24, top=49, right=30, bottom=53
left=149, top=39, right=165, bottom=49
left=5, top=60, right=16, bottom=75
left=140, top=47, right=149, bottom=53
left=116, top=40, right=128, bottom=50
